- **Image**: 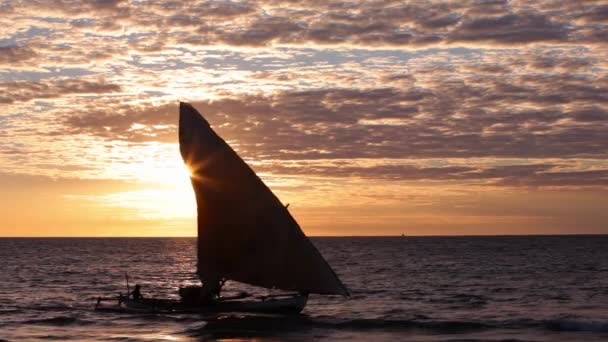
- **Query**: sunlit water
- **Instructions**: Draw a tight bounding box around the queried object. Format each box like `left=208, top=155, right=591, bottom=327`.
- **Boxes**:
left=1, top=236, right=608, bottom=341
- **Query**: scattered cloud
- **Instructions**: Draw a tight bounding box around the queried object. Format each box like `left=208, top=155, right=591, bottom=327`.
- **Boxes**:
left=58, top=71, right=607, bottom=160
left=0, top=45, right=37, bottom=65
left=1, top=0, right=607, bottom=234
left=0, top=78, right=122, bottom=104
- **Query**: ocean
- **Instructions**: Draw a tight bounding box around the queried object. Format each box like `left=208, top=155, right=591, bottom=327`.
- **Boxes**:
left=1, top=236, right=607, bottom=341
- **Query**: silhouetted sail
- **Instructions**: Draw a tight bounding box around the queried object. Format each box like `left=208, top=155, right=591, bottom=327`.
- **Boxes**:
left=179, top=102, right=349, bottom=296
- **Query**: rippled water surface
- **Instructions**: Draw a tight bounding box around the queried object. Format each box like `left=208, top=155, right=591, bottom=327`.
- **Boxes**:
left=1, top=236, right=608, bottom=341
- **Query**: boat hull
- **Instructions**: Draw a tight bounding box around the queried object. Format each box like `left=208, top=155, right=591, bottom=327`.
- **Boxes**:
left=95, top=294, right=308, bottom=315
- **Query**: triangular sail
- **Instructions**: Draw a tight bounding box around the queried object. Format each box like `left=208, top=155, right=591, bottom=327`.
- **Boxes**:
left=179, top=102, right=349, bottom=296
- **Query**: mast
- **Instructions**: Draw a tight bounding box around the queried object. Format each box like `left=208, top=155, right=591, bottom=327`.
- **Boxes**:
left=179, top=102, right=349, bottom=296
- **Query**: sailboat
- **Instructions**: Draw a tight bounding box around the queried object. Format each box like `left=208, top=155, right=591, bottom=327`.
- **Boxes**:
left=95, top=102, right=348, bottom=314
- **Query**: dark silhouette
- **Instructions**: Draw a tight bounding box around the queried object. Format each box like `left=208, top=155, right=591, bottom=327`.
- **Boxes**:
left=93, top=102, right=349, bottom=314
left=199, top=277, right=222, bottom=304
left=130, top=284, right=143, bottom=301
left=179, top=102, right=349, bottom=297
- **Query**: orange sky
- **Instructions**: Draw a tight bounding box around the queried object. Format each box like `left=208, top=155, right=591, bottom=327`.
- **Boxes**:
left=1, top=1, right=607, bottom=236
left=2, top=164, right=607, bottom=236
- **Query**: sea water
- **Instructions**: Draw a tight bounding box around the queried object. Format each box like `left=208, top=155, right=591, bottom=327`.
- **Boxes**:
left=1, top=236, right=607, bottom=341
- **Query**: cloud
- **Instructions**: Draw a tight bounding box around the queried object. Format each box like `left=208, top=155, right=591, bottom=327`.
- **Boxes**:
left=1, top=0, right=607, bottom=194
left=25, top=0, right=130, bottom=16
left=569, top=106, right=608, bottom=122
left=3, top=0, right=607, bottom=50
left=216, top=16, right=305, bottom=46
left=62, top=102, right=176, bottom=141
left=0, top=171, right=144, bottom=193
left=0, top=78, right=122, bottom=104
left=255, top=161, right=608, bottom=188
left=58, top=73, right=607, bottom=162
left=497, top=169, right=608, bottom=187
left=449, top=12, right=571, bottom=45
left=0, top=45, right=37, bottom=65
left=188, top=1, right=258, bottom=17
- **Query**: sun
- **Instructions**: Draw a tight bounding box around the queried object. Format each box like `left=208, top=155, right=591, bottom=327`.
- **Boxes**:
left=102, top=143, right=197, bottom=221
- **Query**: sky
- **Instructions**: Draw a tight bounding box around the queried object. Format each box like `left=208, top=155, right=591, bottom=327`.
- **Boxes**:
left=0, top=0, right=607, bottom=237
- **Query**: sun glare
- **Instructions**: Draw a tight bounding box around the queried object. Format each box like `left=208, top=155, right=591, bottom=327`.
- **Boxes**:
left=101, top=144, right=197, bottom=221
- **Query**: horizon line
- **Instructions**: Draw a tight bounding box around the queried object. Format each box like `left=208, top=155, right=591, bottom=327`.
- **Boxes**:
left=1, top=233, right=607, bottom=238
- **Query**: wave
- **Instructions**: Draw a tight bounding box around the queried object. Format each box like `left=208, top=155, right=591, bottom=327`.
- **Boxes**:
left=325, top=318, right=489, bottom=332
left=0, top=308, right=20, bottom=315
left=20, top=303, right=75, bottom=312
left=197, top=315, right=489, bottom=335
left=192, top=314, right=608, bottom=337
left=22, top=315, right=94, bottom=326
left=543, top=319, right=608, bottom=333
left=425, top=293, right=489, bottom=308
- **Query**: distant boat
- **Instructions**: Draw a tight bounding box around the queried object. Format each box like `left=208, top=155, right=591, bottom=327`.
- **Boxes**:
left=96, top=102, right=348, bottom=314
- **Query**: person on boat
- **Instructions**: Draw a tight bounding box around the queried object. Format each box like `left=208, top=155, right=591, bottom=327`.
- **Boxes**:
left=199, top=276, right=223, bottom=304
left=130, top=284, right=144, bottom=301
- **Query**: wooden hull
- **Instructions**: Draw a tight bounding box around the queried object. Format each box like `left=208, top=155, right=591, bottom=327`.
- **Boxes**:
left=95, top=294, right=307, bottom=315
